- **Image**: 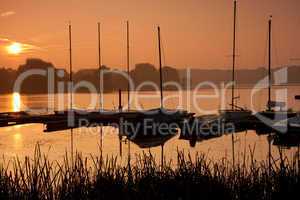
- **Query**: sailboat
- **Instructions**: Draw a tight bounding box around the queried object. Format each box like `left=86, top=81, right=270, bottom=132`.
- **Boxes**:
left=180, top=1, right=251, bottom=145
left=219, top=0, right=252, bottom=126
left=120, top=26, right=191, bottom=141
left=254, top=16, right=297, bottom=134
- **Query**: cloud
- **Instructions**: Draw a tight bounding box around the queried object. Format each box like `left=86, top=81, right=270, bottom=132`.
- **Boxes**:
left=1, top=11, right=16, bottom=17
left=0, top=37, right=42, bottom=54
left=0, top=38, right=10, bottom=43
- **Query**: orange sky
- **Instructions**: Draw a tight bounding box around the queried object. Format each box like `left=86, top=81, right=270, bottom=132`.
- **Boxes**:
left=0, top=0, right=299, bottom=71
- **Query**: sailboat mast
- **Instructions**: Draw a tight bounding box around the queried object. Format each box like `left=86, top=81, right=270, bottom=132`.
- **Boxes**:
left=126, top=21, right=130, bottom=110
left=97, top=22, right=104, bottom=155
left=69, top=23, right=73, bottom=110
left=98, top=22, right=102, bottom=110
left=268, top=16, right=272, bottom=111
left=231, top=0, right=237, bottom=110
left=68, top=22, right=74, bottom=163
left=158, top=26, right=164, bottom=109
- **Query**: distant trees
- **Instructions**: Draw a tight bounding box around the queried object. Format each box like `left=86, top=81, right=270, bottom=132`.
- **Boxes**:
left=0, top=58, right=299, bottom=94
left=0, top=67, right=16, bottom=93
left=17, top=58, right=54, bottom=94
left=162, top=66, right=180, bottom=90
left=130, top=63, right=180, bottom=90
left=131, top=63, right=159, bottom=90
left=0, top=59, right=181, bottom=94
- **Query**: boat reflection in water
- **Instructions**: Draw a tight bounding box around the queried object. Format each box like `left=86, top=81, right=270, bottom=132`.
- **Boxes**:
left=120, top=128, right=177, bottom=167
left=180, top=114, right=248, bottom=147
left=128, top=134, right=176, bottom=149
left=261, top=114, right=300, bottom=148
left=119, top=114, right=179, bottom=149
left=269, top=118, right=300, bottom=148
left=271, top=134, right=300, bottom=148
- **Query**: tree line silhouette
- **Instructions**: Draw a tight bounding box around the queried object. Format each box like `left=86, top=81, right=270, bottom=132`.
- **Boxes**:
left=0, top=58, right=180, bottom=94
left=0, top=58, right=299, bottom=94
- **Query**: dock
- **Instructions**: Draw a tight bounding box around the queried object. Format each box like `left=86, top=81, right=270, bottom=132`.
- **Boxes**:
left=0, top=109, right=193, bottom=132
left=1, top=107, right=299, bottom=149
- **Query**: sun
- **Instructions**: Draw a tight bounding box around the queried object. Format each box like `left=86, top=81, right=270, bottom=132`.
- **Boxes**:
left=6, top=42, right=22, bottom=55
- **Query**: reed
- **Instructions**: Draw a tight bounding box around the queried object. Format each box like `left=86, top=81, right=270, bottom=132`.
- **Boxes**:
left=0, top=145, right=299, bottom=200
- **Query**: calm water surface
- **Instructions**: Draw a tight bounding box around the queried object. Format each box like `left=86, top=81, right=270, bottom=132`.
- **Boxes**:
left=0, top=87, right=300, bottom=165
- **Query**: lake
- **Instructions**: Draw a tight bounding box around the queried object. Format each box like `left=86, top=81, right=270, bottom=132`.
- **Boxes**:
left=0, top=86, right=300, bottom=165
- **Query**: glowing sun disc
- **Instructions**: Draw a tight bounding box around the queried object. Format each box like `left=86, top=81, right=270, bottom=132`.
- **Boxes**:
left=7, top=42, right=22, bottom=55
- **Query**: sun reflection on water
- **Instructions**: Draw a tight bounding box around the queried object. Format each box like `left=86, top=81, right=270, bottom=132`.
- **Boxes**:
left=14, top=132, right=21, bottom=142
left=11, top=126, right=23, bottom=150
left=12, top=92, right=21, bottom=112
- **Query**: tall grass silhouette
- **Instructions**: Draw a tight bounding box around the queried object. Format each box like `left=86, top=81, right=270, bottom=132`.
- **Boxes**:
left=0, top=145, right=299, bottom=199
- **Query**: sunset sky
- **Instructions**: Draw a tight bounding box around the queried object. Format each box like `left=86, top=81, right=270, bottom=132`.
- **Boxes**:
left=0, top=0, right=299, bottom=71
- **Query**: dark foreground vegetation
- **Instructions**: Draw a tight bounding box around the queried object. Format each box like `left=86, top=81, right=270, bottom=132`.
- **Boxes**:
left=0, top=147, right=299, bottom=200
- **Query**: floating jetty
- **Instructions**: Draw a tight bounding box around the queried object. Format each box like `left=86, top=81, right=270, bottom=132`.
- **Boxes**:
left=0, top=109, right=193, bottom=131
left=46, top=108, right=192, bottom=132
left=0, top=105, right=298, bottom=136
left=1, top=107, right=299, bottom=149
left=0, top=111, right=64, bottom=127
